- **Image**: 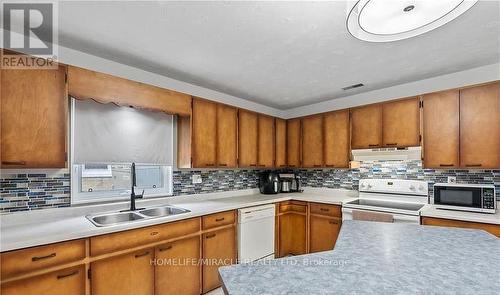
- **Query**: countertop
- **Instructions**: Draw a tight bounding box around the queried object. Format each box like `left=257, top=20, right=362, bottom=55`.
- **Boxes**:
left=219, top=220, right=500, bottom=295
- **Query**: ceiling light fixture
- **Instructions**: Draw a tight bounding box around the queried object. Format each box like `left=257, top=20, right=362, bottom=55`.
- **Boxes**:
left=346, top=0, right=479, bottom=42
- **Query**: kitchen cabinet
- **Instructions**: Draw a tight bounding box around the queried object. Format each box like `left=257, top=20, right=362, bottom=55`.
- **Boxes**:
left=276, top=201, right=307, bottom=257
left=323, top=110, right=350, bottom=168
left=216, top=103, right=238, bottom=168
left=257, top=115, right=275, bottom=167
left=275, top=118, right=287, bottom=168
left=350, top=104, right=383, bottom=149
left=1, top=65, right=67, bottom=168
left=238, top=109, right=258, bottom=167
left=286, top=119, right=301, bottom=168
left=192, top=98, right=217, bottom=167
left=301, top=115, right=324, bottom=168
left=423, top=90, right=460, bottom=168
left=459, top=82, right=500, bottom=168
left=308, top=203, right=342, bottom=253
left=155, top=236, right=201, bottom=295
left=382, top=97, right=420, bottom=147
left=202, top=226, right=237, bottom=293
left=91, top=249, right=154, bottom=295
left=421, top=217, right=500, bottom=237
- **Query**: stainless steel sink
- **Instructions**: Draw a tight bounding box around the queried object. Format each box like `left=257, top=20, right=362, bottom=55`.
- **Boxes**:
left=139, top=206, right=190, bottom=217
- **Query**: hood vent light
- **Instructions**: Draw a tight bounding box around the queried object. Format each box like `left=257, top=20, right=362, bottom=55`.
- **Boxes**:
left=342, top=83, right=364, bottom=91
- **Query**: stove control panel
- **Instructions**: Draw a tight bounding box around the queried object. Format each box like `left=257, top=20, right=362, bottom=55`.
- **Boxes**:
left=359, top=179, right=428, bottom=196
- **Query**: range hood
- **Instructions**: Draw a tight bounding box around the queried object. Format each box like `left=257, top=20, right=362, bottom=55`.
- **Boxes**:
left=351, top=146, right=422, bottom=161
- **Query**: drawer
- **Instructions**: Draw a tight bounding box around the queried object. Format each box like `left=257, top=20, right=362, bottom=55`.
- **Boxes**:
left=90, top=217, right=200, bottom=256
left=279, top=201, right=307, bottom=214
left=309, top=203, right=342, bottom=218
left=1, top=239, right=86, bottom=279
left=202, top=211, right=236, bottom=230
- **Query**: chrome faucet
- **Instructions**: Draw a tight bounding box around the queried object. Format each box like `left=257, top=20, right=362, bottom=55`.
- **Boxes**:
left=129, top=163, right=144, bottom=211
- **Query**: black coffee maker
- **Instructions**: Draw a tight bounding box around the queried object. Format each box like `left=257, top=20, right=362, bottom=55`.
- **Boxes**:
left=258, top=172, right=280, bottom=194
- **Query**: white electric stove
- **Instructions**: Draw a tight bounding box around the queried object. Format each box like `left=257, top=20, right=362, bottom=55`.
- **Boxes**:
left=342, top=179, right=428, bottom=224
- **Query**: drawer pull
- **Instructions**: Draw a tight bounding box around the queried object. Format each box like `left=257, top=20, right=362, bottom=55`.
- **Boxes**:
left=385, top=143, right=397, bottom=146
left=205, top=163, right=215, bottom=167
left=2, top=161, right=26, bottom=165
left=32, top=253, right=56, bottom=261
left=215, top=217, right=225, bottom=222
left=206, top=233, right=216, bottom=239
left=320, top=208, right=330, bottom=212
left=279, top=165, right=287, bottom=167
left=150, top=231, right=159, bottom=236
left=465, top=164, right=482, bottom=167
left=439, top=164, right=454, bottom=167
left=249, top=164, right=257, bottom=167
left=329, top=220, right=339, bottom=225
left=313, top=164, right=322, bottom=167
left=57, top=270, right=79, bottom=280
left=288, top=165, right=296, bottom=167
left=219, top=163, right=228, bottom=167
left=368, top=144, right=378, bottom=147
left=159, top=245, right=172, bottom=252
left=325, top=164, right=335, bottom=167
left=135, top=251, right=150, bottom=258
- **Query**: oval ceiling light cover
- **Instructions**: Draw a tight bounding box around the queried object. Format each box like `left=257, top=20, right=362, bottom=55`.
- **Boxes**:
left=346, top=0, right=479, bottom=42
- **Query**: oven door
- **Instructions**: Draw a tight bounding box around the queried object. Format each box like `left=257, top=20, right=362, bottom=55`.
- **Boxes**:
left=433, top=185, right=482, bottom=210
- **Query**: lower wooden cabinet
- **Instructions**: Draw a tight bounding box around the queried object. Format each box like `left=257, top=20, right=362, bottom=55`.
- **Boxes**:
left=1, top=266, right=85, bottom=295
left=309, top=215, right=342, bottom=253
left=202, top=226, right=237, bottom=293
left=276, top=201, right=308, bottom=257
left=421, top=217, right=500, bottom=237
left=155, top=236, right=201, bottom=295
left=91, top=249, right=154, bottom=295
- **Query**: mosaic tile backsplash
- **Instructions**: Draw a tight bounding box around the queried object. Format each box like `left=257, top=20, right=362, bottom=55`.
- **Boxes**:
left=1, top=160, right=499, bottom=213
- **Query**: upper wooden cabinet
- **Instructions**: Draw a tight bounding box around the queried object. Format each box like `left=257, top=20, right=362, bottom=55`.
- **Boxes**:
left=323, top=110, right=350, bottom=168
left=275, top=118, right=287, bottom=168
left=301, top=115, right=324, bottom=167
left=238, top=110, right=258, bottom=167
left=423, top=90, right=460, bottom=168
left=382, top=97, right=420, bottom=147
left=459, top=83, right=500, bottom=168
left=192, top=98, right=217, bottom=167
left=216, top=104, right=238, bottom=168
left=350, top=104, right=383, bottom=149
left=287, top=119, right=301, bottom=167
left=257, top=115, right=275, bottom=167
left=1, top=66, right=67, bottom=168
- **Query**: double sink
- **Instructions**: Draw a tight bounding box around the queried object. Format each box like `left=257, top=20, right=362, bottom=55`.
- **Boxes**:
left=87, top=205, right=191, bottom=227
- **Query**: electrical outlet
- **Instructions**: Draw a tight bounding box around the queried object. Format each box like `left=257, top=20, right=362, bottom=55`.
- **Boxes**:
left=447, top=176, right=456, bottom=184
left=192, top=174, right=202, bottom=184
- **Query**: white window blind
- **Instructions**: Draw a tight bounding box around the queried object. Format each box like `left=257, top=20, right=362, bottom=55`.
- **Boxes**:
left=73, top=99, right=173, bottom=165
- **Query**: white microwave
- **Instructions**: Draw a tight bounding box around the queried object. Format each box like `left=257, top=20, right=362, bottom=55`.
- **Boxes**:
left=433, top=183, right=496, bottom=214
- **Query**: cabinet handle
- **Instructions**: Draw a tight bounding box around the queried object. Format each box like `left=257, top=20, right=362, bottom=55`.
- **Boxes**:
left=439, top=164, right=454, bottom=167
left=320, top=208, right=330, bottom=212
left=215, top=217, right=225, bottom=222
left=219, top=163, right=227, bottom=167
left=313, top=164, right=322, bottom=167
left=32, top=253, right=56, bottom=261
left=57, top=270, right=79, bottom=280
left=249, top=164, right=257, bottom=167
left=206, top=233, right=216, bottom=239
left=2, top=161, right=26, bottom=165
left=385, top=143, right=397, bottom=146
left=159, top=245, right=172, bottom=252
left=288, top=165, right=296, bottom=167
left=368, top=144, right=378, bottom=147
left=258, top=164, right=266, bottom=167
left=205, top=163, right=215, bottom=167
left=150, top=231, right=159, bottom=236
left=329, top=220, right=339, bottom=225
left=325, top=164, right=335, bottom=168
left=135, top=251, right=150, bottom=258
left=465, top=164, right=482, bottom=167
left=279, top=165, right=287, bottom=167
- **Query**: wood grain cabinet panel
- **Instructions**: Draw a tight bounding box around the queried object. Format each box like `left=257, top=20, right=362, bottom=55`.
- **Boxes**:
left=423, top=90, right=460, bottom=168
left=421, top=217, right=500, bottom=237
left=301, top=115, right=324, bottom=167
left=155, top=236, right=201, bottom=295
left=323, top=110, right=350, bottom=168
left=351, top=104, right=383, bottom=149
left=309, top=203, right=342, bottom=218
left=286, top=119, right=301, bottom=167
left=202, top=227, right=236, bottom=293
left=1, top=266, right=85, bottom=295
left=277, top=212, right=307, bottom=257
left=459, top=83, right=500, bottom=168
left=309, top=215, right=342, bottom=253
left=216, top=104, right=238, bottom=168
left=1, top=65, right=67, bottom=168
left=257, top=115, right=275, bottom=168
left=382, top=97, right=420, bottom=147
left=91, top=249, right=154, bottom=295
left=275, top=118, right=287, bottom=168
left=238, top=110, right=258, bottom=167
left=202, top=210, right=236, bottom=230
left=192, top=98, right=217, bottom=168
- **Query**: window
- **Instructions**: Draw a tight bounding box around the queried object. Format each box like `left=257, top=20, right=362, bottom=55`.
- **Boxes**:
left=71, top=99, right=173, bottom=204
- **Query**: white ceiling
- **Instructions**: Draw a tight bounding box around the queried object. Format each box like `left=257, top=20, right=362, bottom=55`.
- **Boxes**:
left=55, top=1, right=500, bottom=109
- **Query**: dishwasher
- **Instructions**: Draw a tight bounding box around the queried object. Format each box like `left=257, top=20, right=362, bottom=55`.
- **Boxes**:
left=238, top=204, right=275, bottom=263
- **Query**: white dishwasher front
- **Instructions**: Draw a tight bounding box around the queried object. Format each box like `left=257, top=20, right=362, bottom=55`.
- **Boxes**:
left=238, top=204, right=275, bottom=263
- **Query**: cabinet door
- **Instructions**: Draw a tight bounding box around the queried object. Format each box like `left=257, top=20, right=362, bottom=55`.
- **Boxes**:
left=1, top=66, right=67, bottom=168
left=258, top=115, right=275, bottom=167
left=92, top=249, right=154, bottom=295
left=423, top=90, right=460, bottom=168
left=202, top=227, right=236, bottom=293
left=301, top=115, right=324, bottom=168
left=286, top=119, right=301, bottom=167
left=155, top=236, right=201, bottom=295
left=217, top=104, right=238, bottom=168
left=238, top=110, right=258, bottom=167
left=350, top=104, right=383, bottom=149
left=192, top=98, right=217, bottom=168
left=323, top=110, right=350, bottom=168
left=309, top=216, right=341, bottom=253
left=275, top=118, right=287, bottom=168
left=460, top=83, right=500, bottom=168
left=1, top=266, right=85, bottom=295
left=382, top=97, right=420, bottom=147
left=278, top=213, right=307, bottom=257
